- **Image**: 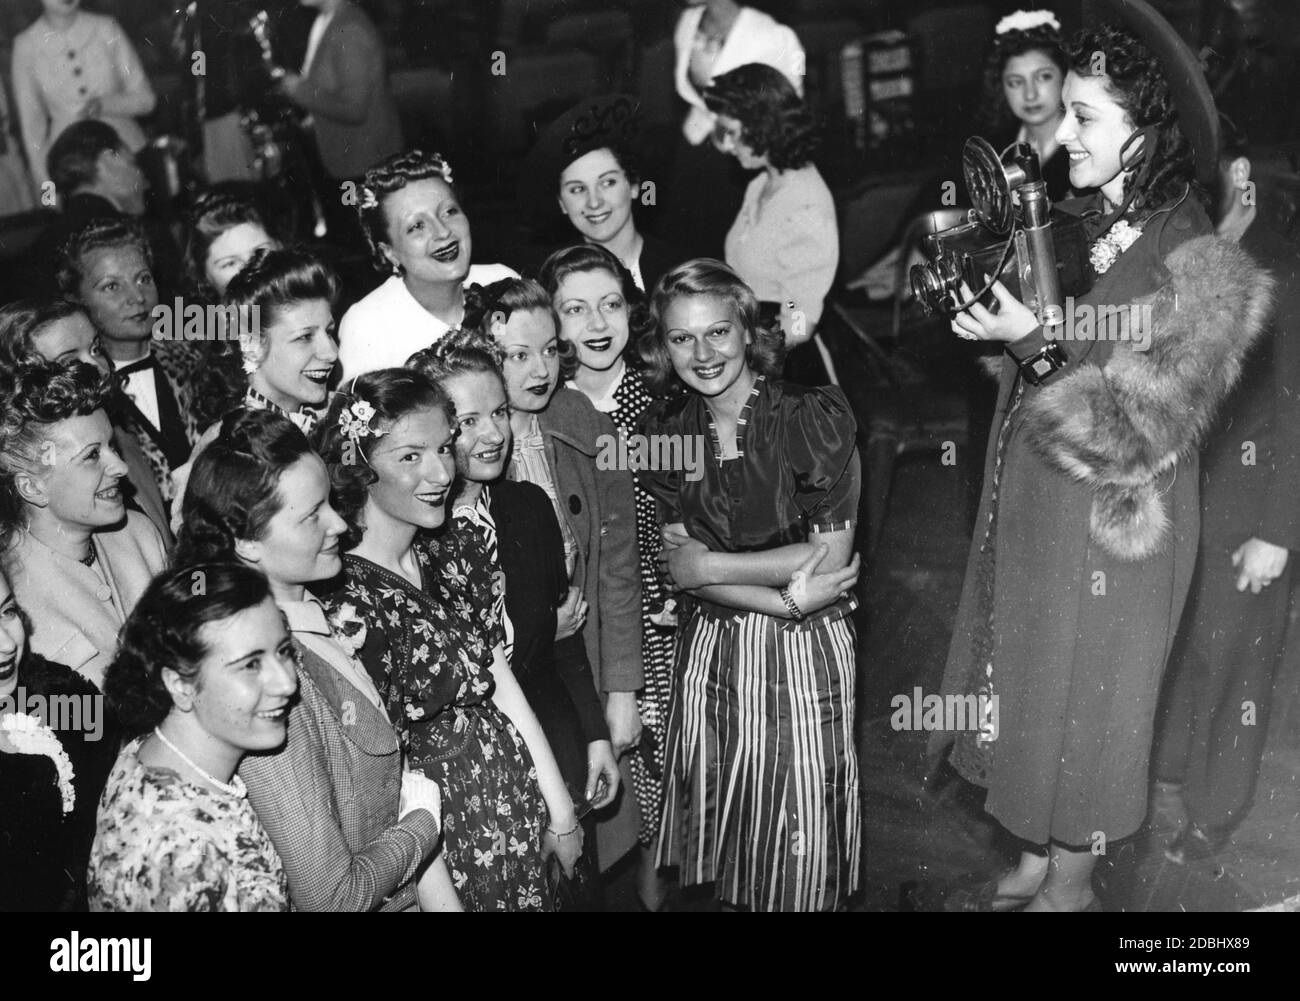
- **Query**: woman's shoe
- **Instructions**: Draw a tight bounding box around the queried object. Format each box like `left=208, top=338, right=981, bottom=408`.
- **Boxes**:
left=943, top=874, right=1035, bottom=912
left=1164, top=823, right=1231, bottom=865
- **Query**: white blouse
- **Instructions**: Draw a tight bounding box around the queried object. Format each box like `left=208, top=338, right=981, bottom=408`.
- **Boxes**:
left=337, top=264, right=518, bottom=379
left=11, top=12, right=156, bottom=192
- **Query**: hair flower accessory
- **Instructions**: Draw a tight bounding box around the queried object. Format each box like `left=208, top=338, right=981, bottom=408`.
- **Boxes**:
left=360, top=185, right=379, bottom=210
left=2, top=713, right=75, bottom=814
left=995, top=9, right=1061, bottom=35
left=236, top=332, right=261, bottom=375
left=338, top=397, right=387, bottom=445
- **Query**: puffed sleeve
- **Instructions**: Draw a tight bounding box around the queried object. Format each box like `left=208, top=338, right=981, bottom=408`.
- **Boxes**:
left=786, top=385, right=860, bottom=534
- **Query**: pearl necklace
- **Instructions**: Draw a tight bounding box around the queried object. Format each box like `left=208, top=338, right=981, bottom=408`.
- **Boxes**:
left=152, top=726, right=245, bottom=798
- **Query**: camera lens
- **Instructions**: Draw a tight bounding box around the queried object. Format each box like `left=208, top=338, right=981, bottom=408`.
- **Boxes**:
left=910, top=264, right=946, bottom=314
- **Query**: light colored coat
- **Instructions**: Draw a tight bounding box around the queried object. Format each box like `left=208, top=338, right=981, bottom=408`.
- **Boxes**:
left=3, top=510, right=167, bottom=689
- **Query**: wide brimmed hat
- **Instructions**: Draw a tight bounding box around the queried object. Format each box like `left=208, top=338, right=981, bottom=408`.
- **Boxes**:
left=1082, top=0, right=1219, bottom=187
left=518, top=94, right=643, bottom=226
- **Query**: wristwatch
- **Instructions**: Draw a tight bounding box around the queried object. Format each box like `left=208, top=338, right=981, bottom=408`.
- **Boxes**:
left=1011, top=340, right=1068, bottom=386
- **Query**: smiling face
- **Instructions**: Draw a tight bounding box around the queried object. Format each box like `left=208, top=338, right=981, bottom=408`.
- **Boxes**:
left=22, top=410, right=128, bottom=531
left=496, top=308, right=561, bottom=413
left=1003, top=50, right=1064, bottom=129
left=76, top=244, right=158, bottom=348
left=248, top=299, right=337, bottom=411
left=554, top=267, right=630, bottom=375
left=180, top=597, right=298, bottom=754
left=364, top=406, right=458, bottom=532
left=235, top=454, right=347, bottom=589
left=0, top=574, right=29, bottom=703
left=1055, top=70, right=1140, bottom=205
left=443, top=370, right=511, bottom=483
left=30, top=312, right=109, bottom=376
left=205, top=223, right=278, bottom=296
left=557, top=148, right=638, bottom=246
left=662, top=293, right=753, bottom=398
left=379, top=178, right=472, bottom=287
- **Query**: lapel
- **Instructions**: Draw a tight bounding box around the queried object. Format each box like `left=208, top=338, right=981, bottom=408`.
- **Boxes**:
left=296, top=640, right=400, bottom=757
left=675, top=5, right=705, bottom=97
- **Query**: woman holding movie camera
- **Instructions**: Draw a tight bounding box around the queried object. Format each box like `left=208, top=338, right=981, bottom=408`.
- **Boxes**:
left=934, top=5, right=1275, bottom=912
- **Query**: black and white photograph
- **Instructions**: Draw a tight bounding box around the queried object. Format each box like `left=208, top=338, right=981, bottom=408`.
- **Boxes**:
left=0, top=0, right=1296, bottom=976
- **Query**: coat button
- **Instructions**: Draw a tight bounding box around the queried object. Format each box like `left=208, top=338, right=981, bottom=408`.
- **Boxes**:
left=569, top=495, right=581, bottom=515
left=96, top=584, right=112, bottom=602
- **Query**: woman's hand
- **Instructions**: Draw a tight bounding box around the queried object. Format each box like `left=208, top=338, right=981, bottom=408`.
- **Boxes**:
left=604, top=690, right=642, bottom=759
left=787, top=545, right=862, bottom=616
left=554, top=585, right=588, bottom=640
left=585, top=739, right=620, bottom=809
left=659, top=534, right=714, bottom=591
left=949, top=280, right=1040, bottom=344
left=1232, top=537, right=1290, bottom=593
left=542, top=814, right=585, bottom=878
left=399, top=769, right=442, bottom=827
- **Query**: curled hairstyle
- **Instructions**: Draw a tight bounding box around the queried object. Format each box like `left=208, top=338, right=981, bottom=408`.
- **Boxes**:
left=703, top=63, right=820, bottom=172
left=1065, top=24, right=1198, bottom=216
left=223, top=246, right=341, bottom=339
left=0, top=299, right=91, bottom=373
left=0, top=361, right=111, bottom=550
left=357, top=149, right=459, bottom=272
left=183, top=189, right=277, bottom=296
left=537, top=243, right=654, bottom=376
left=407, top=325, right=506, bottom=391
left=55, top=216, right=153, bottom=298
left=977, top=23, right=1068, bottom=135
left=463, top=276, right=575, bottom=379
left=312, top=368, right=454, bottom=550
left=176, top=409, right=315, bottom=566
left=103, top=562, right=273, bottom=737
left=640, top=258, right=783, bottom=397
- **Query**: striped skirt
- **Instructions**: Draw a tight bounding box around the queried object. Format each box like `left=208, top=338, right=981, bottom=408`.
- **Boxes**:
left=655, top=601, right=860, bottom=911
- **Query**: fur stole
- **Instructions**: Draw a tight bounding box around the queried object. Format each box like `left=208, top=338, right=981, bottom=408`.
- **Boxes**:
left=1020, top=234, right=1275, bottom=561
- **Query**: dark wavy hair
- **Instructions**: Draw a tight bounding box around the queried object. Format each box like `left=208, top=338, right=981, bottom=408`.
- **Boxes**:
left=0, top=299, right=92, bottom=374
left=703, top=63, right=820, bottom=172
left=47, top=119, right=124, bottom=197
left=463, top=276, right=576, bottom=380
left=357, top=149, right=460, bottom=272
left=1066, top=24, right=1200, bottom=216
left=639, top=258, right=784, bottom=397
left=176, top=408, right=315, bottom=566
left=55, top=216, right=153, bottom=298
left=103, top=562, right=274, bottom=737
left=312, top=368, right=454, bottom=550
left=537, top=243, right=654, bottom=376
left=0, top=361, right=112, bottom=550
left=977, top=23, right=1068, bottom=135
left=190, top=247, right=341, bottom=430
left=182, top=188, right=278, bottom=297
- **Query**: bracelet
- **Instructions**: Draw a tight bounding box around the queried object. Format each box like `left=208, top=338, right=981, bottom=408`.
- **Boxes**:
left=547, top=821, right=582, bottom=838
left=779, top=585, right=806, bottom=621
left=1011, top=340, right=1068, bottom=386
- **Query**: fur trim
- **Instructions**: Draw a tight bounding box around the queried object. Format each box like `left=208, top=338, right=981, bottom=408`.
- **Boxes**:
left=1021, top=235, right=1275, bottom=561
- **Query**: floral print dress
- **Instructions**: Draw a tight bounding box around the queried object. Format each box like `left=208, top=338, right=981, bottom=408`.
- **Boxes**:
left=87, top=737, right=288, bottom=912
left=321, top=529, right=552, bottom=912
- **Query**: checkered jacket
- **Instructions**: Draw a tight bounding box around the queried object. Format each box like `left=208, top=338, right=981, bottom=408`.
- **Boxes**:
left=241, top=641, right=439, bottom=911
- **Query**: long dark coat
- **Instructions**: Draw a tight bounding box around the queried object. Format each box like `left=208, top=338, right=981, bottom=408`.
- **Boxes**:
left=931, top=193, right=1270, bottom=846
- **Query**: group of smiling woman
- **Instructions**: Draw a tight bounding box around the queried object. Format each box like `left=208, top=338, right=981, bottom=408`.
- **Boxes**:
left=0, top=53, right=864, bottom=909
